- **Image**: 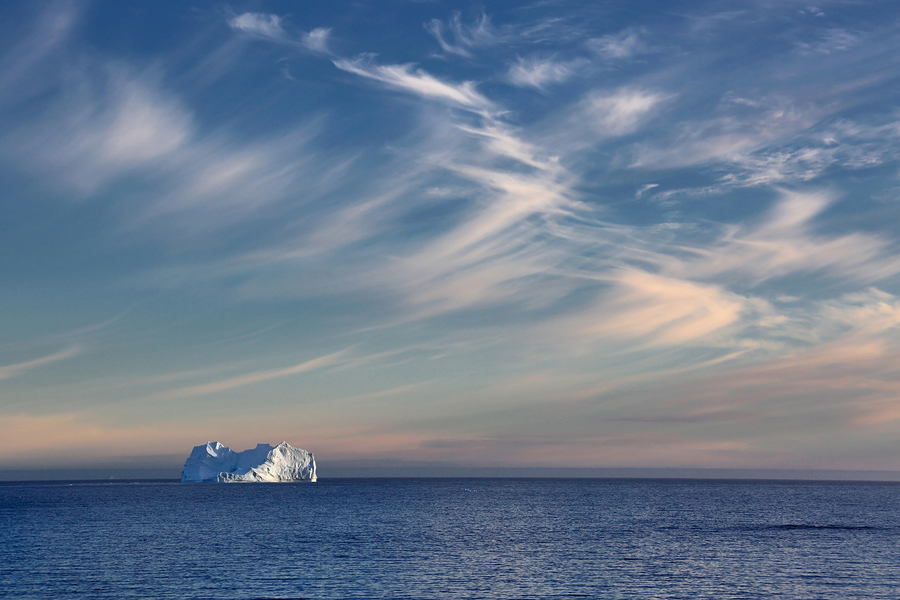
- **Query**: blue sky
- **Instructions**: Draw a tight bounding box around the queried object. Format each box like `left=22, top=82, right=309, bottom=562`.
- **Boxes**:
left=2, top=0, right=900, bottom=474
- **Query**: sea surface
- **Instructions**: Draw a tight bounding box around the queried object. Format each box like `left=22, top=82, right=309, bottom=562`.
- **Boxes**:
left=1, top=478, right=899, bottom=599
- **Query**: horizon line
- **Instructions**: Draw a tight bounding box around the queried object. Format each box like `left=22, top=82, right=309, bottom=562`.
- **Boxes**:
left=3, top=465, right=900, bottom=483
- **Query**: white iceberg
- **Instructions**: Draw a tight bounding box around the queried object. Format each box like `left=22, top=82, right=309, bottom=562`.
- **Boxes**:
left=181, top=441, right=317, bottom=482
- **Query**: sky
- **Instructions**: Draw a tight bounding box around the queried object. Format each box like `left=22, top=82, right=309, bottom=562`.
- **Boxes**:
left=2, top=0, right=900, bottom=477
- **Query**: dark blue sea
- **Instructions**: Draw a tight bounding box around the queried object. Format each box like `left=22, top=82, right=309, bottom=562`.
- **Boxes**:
left=2, top=478, right=899, bottom=599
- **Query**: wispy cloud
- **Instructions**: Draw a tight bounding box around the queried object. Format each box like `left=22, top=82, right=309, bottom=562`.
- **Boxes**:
left=631, top=290, right=900, bottom=436
left=587, top=28, right=646, bottom=59
left=684, top=10, right=750, bottom=35
left=635, top=183, right=658, bottom=198
left=334, top=56, right=494, bottom=112
left=303, top=27, right=330, bottom=53
left=425, top=13, right=500, bottom=57
left=0, top=347, right=81, bottom=380
left=628, top=103, right=814, bottom=169
left=582, top=88, right=665, bottom=137
left=554, top=270, right=747, bottom=348
left=507, top=56, right=579, bottom=89
left=157, top=350, right=348, bottom=398
left=197, top=19, right=900, bottom=364
left=795, top=28, right=860, bottom=55
left=0, top=0, right=77, bottom=107
left=537, top=87, right=670, bottom=157
left=0, top=54, right=345, bottom=232
left=229, top=13, right=285, bottom=39
left=229, top=13, right=330, bottom=53
left=371, top=129, right=580, bottom=318
left=667, top=189, right=900, bottom=285
left=455, top=122, right=555, bottom=170
left=139, top=126, right=334, bottom=226
left=5, top=0, right=900, bottom=472
left=3, top=69, right=192, bottom=194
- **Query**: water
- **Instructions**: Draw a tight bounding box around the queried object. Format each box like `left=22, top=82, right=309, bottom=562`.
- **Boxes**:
left=2, top=478, right=899, bottom=599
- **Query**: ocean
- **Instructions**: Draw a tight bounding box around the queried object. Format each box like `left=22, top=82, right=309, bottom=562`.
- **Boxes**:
left=2, top=478, right=898, bottom=599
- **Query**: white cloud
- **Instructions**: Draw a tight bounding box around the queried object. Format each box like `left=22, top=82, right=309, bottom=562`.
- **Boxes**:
left=334, top=56, right=493, bottom=112
left=456, top=123, right=553, bottom=170
left=628, top=102, right=814, bottom=169
left=143, top=126, right=361, bottom=235
left=507, top=57, right=577, bottom=89
left=41, top=9, right=894, bottom=385
left=587, top=28, right=645, bottom=59
left=379, top=136, right=576, bottom=317
left=819, top=288, right=900, bottom=337
left=229, top=13, right=329, bottom=53
left=561, top=270, right=747, bottom=347
left=721, top=117, right=900, bottom=187
left=99, top=79, right=192, bottom=165
left=625, top=103, right=900, bottom=191
left=303, top=27, right=330, bottom=52
left=1, top=60, right=345, bottom=231
left=668, top=189, right=900, bottom=285
left=630, top=289, right=900, bottom=434
left=228, top=13, right=285, bottom=40
left=583, top=88, right=664, bottom=136
left=251, top=54, right=580, bottom=318
left=146, top=151, right=268, bottom=217
left=635, top=183, right=658, bottom=198
left=4, top=70, right=193, bottom=194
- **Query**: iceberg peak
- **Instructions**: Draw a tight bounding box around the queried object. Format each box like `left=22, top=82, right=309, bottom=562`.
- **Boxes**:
left=181, top=441, right=317, bottom=483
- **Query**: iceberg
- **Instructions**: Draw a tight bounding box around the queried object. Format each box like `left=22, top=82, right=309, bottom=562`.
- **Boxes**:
left=180, top=441, right=317, bottom=482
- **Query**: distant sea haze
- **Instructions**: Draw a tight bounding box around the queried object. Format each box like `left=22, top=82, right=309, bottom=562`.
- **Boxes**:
left=3, top=461, right=900, bottom=481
